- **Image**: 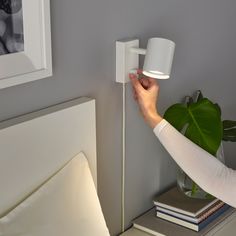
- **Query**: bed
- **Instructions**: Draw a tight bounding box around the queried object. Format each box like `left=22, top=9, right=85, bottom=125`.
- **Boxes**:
left=0, top=97, right=110, bottom=235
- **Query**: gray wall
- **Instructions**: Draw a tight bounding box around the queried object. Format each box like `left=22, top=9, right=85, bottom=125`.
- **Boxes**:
left=0, top=0, right=236, bottom=235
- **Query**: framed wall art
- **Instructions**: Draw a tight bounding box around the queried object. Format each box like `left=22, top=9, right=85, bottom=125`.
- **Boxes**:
left=0, top=0, right=52, bottom=89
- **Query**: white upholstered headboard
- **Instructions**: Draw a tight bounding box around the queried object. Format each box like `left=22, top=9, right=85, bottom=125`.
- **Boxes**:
left=0, top=97, right=97, bottom=217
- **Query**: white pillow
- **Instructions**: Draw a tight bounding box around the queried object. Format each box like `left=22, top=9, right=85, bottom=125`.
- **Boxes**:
left=0, top=152, right=110, bottom=236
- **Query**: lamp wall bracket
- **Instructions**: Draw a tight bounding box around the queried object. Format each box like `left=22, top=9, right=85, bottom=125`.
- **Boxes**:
left=116, top=39, right=139, bottom=83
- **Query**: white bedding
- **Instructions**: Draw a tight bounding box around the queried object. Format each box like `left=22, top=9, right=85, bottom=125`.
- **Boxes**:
left=0, top=152, right=110, bottom=236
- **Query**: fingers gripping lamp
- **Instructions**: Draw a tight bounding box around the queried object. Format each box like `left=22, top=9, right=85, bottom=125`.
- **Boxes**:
left=116, top=37, right=175, bottom=232
left=116, top=38, right=175, bottom=83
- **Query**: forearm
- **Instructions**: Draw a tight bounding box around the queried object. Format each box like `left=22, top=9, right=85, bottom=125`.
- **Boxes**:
left=154, top=119, right=236, bottom=207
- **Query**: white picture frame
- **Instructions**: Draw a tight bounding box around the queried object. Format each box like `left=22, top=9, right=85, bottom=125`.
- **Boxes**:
left=0, top=0, right=52, bottom=89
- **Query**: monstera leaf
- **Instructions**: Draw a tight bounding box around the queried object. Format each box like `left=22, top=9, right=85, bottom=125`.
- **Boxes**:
left=164, top=98, right=223, bottom=156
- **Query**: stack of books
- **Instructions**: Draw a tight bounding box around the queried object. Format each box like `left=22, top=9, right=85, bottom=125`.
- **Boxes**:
left=153, top=186, right=230, bottom=232
left=133, top=186, right=235, bottom=235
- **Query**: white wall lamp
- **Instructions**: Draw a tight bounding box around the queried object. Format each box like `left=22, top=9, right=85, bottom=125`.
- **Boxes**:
left=116, top=38, right=175, bottom=83
left=116, top=37, right=176, bottom=232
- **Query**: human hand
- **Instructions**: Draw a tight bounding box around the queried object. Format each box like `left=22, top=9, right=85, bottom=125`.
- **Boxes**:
left=129, top=70, right=163, bottom=129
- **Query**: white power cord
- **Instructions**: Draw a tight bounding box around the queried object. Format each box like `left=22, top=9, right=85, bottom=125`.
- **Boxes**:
left=121, top=82, right=126, bottom=233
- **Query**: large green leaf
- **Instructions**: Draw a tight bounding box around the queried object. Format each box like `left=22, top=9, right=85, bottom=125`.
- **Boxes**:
left=164, top=98, right=223, bottom=156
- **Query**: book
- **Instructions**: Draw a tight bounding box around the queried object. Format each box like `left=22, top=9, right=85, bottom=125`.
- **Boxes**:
left=133, top=208, right=235, bottom=236
left=153, top=186, right=219, bottom=217
left=156, top=204, right=230, bottom=232
left=156, top=201, right=225, bottom=224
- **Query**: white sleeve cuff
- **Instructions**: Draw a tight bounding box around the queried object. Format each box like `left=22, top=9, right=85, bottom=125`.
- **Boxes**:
left=153, top=119, right=169, bottom=137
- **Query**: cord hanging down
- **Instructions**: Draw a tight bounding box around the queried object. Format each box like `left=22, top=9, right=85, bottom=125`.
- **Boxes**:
left=121, top=82, right=126, bottom=233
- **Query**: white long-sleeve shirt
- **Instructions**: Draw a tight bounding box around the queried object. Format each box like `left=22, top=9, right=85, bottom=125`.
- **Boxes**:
left=153, top=119, right=236, bottom=208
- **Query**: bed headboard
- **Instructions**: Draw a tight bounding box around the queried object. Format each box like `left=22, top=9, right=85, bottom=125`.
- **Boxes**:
left=0, top=97, right=97, bottom=217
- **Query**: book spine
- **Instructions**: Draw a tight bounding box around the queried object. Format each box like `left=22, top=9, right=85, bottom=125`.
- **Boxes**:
left=198, top=204, right=231, bottom=230
left=198, top=202, right=225, bottom=222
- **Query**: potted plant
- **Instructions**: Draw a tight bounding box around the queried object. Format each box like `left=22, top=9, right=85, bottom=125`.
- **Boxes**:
left=164, top=90, right=236, bottom=199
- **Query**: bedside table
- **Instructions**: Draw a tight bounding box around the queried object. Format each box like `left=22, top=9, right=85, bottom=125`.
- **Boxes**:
left=121, top=209, right=236, bottom=236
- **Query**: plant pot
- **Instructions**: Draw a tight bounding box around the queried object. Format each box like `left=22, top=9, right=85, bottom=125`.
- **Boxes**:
left=177, top=143, right=225, bottom=199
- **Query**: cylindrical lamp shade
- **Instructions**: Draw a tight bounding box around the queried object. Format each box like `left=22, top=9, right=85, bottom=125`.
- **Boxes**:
left=143, top=38, right=175, bottom=79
